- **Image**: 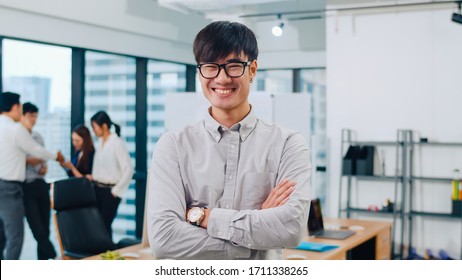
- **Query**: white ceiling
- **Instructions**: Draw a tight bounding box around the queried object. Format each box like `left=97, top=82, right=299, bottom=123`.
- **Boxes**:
left=156, top=0, right=326, bottom=21
left=155, top=0, right=453, bottom=21
left=156, top=0, right=455, bottom=18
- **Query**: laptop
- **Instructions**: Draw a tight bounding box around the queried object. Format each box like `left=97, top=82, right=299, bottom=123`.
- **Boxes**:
left=307, top=198, right=355, bottom=240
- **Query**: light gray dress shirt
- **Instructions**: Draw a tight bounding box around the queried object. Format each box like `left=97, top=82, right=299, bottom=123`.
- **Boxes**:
left=25, top=131, right=46, bottom=183
left=148, top=109, right=311, bottom=260
left=0, top=115, right=56, bottom=182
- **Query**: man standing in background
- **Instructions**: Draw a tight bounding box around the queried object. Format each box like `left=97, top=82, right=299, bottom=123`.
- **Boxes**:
left=21, top=102, right=57, bottom=260
left=0, top=92, right=64, bottom=260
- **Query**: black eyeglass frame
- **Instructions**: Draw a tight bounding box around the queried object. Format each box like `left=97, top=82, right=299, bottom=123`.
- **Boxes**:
left=197, top=60, right=253, bottom=79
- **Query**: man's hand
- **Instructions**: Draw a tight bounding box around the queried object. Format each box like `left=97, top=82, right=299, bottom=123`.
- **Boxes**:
left=199, top=209, right=210, bottom=228
left=56, top=151, right=65, bottom=163
left=85, top=174, right=94, bottom=181
left=261, top=179, right=296, bottom=209
left=38, top=165, right=47, bottom=176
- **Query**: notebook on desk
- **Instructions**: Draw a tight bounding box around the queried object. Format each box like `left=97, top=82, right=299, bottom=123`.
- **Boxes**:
left=308, top=198, right=355, bottom=240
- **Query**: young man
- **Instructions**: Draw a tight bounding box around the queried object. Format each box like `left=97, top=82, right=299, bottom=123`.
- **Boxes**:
left=0, top=92, right=64, bottom=260
left=21, top=102, right=57, bottom=260
left=148, top=21, right=311, bottom=259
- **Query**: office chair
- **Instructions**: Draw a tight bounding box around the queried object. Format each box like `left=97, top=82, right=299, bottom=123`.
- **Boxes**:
left=52, top=177, right=138, bottom=259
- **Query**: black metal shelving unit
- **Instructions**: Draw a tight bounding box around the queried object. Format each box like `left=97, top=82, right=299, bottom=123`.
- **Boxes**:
left=407, top=137, right=462, bottom=259
left=338, top=129, right=411, bottom=260
left=339, top=130, right=462, bottom=260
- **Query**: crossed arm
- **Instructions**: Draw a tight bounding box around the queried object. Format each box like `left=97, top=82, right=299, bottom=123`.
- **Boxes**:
left=193, top=179, right=297, bottom=228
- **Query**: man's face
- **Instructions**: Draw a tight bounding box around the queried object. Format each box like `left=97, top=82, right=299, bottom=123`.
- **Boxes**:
left=199, top=53, right=257, bottom=115
left=22, top=112, right=38, bottom=129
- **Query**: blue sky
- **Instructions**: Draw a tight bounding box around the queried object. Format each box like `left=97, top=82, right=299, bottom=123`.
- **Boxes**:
left=3, top=39, right=71, bottom=111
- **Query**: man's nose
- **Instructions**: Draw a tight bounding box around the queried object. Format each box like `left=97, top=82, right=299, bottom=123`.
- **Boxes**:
left=215, top=66, right=232, bottom=82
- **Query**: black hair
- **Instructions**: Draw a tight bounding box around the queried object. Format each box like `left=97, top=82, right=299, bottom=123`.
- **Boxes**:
left=0, top=92, right=20, bottom=113
left=193, top=21, right=258, bottom=64
left=90, top=111, right=121, bottom=137
left=22, top=102, right=39, bottom=115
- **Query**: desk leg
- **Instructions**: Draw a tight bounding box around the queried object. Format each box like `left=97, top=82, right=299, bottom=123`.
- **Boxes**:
left=375, top=227, right=392, bottom=260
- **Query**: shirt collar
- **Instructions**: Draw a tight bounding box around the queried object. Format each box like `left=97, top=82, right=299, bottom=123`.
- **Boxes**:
left=204, top=106, right=258, bottom=143
left=0, top=114, right=15, bottom=124
left=100, top=133, right=117, bottom=147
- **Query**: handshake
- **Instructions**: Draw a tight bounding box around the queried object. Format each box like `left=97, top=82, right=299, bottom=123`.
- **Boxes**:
left=55, top=151, right=65, bottom=163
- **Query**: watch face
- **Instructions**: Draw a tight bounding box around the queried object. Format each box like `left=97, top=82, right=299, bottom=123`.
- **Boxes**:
left=188, top=207, right=202, bottom=222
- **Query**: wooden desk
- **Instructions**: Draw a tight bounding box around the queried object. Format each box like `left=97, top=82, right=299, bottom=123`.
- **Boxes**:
left=83, top=244, right=155, bottom=260
left=284, top=218, right=392, bottom=260
left=84, top=218, right=391, bottom=260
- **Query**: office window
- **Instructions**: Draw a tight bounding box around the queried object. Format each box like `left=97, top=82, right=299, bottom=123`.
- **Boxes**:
left=2, top=39, right=71, bottom=181
left=85, top=51, right=136, bottom=237
left=147, top=60, right=186, bottom=166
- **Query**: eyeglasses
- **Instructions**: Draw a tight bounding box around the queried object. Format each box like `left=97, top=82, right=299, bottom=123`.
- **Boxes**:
left=197, top=61, right=252, bottom=79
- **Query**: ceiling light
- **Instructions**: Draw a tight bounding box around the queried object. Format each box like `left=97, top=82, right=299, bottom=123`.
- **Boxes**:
left=272, top=14, right=284, bottom=37
left=272, top=23, right=284, bottom=37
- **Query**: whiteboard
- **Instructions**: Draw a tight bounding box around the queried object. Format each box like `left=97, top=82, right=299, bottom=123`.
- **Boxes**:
left=164, top=92, right=311, bottom=145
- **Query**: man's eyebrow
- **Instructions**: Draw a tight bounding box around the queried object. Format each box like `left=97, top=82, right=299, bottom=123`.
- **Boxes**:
left=225, top=58, right=245, bottom=63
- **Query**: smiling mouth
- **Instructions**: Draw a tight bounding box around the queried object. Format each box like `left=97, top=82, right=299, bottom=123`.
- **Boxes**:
left=213, top=88, right=235, bottom=95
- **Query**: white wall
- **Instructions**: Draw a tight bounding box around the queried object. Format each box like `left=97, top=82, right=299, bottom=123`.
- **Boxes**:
left=326, top=7, right=462, bottom=258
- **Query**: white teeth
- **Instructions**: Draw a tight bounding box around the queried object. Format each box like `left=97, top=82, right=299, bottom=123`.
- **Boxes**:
left=215, top=89, right=233, bottom=94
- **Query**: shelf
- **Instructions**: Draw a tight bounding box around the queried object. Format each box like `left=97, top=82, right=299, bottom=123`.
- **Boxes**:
left=412, top=142, right=462, bottom=147
left=411, top=176, right=453, bottom=182
left=344, top=207, right=402, bottom=215
left=409, top=211, right=461, bottom=219
left=343, top=175, right=401, bottom=181
left=343, top=140, right=402, bottom=146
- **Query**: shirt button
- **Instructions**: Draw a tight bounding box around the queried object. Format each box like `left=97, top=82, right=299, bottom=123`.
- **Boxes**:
left=228, top=175, right=232, bottom=180
left=215, top=136, right=220, bottom=141
left=230, top=145, right=234, bottom=149
left=242, top=135, right=247, bottom=138
left=226, top=204, right=230, bottom=208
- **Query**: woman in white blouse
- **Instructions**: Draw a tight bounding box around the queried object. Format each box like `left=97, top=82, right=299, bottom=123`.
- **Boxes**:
left=89, top=111, right=134, bottom=238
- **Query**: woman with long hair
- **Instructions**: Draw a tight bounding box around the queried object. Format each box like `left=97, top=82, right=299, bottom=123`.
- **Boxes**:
left=61, top=125, right=95, bottom=177
left=89, top=111, right=133, bottom=238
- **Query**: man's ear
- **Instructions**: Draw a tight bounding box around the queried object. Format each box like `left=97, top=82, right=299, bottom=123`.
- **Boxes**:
left=250, top=60, right=258, bottom=79
left=251, top=60, right=258, bottom=75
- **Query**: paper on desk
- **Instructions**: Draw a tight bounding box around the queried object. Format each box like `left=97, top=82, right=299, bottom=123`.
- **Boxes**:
left=294, top=242, right=339, bottom=252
